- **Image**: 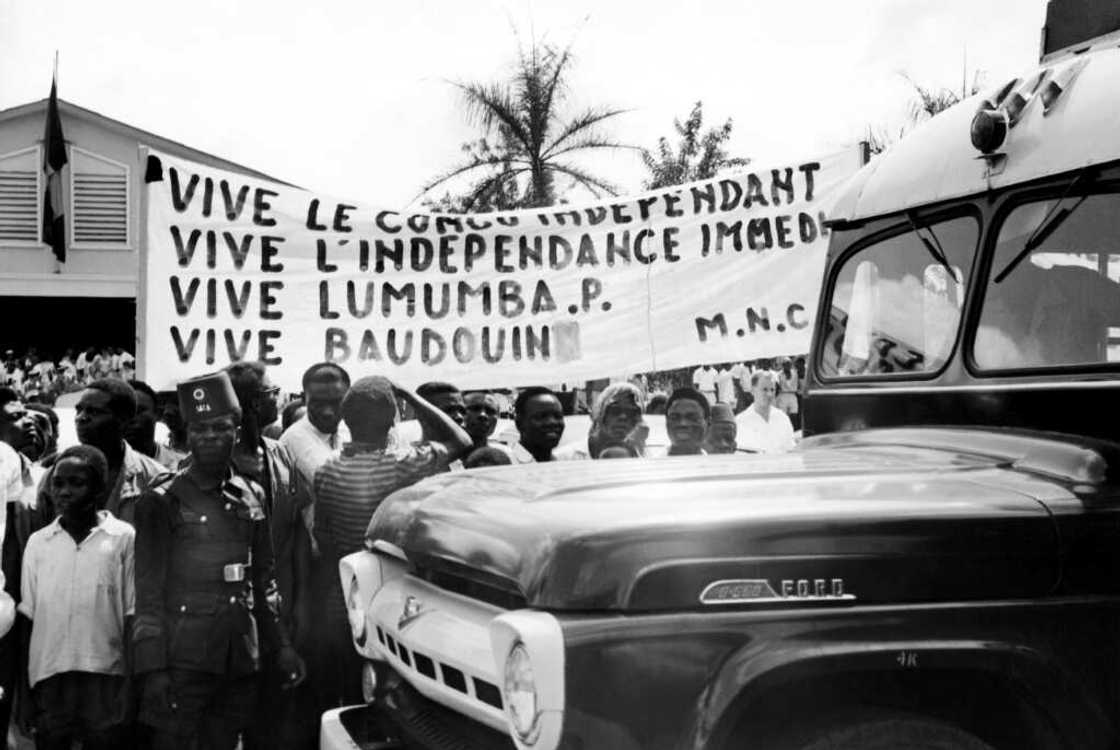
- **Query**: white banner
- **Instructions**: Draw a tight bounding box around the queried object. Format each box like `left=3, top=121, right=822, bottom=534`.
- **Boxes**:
left=141, top=147, right=861, bottom=392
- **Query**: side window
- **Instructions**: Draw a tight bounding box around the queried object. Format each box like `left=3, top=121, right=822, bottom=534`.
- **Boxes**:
left=974, top=193, right=1120, bottom=370
left=820, top=217, right=977, bottom=378
left=0, top=147, right=41, bottom=244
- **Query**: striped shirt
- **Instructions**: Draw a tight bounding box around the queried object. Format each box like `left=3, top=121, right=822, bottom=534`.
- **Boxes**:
left=313, top=442, right=449, bottom=628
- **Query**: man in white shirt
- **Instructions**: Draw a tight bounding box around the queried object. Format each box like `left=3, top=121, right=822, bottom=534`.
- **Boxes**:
left=736, top=371, right=795, bottom=454
left=279, top=363, right=352, bottom=489
left=692, top=364, right=718, bottom=406
left=715, top=365, right=737, bottom=405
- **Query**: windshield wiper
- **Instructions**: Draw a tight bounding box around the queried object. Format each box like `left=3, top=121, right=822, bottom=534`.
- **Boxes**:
left=906, top=212, right=959, bottom=284
left=993, top=169, right=1096, bottom=284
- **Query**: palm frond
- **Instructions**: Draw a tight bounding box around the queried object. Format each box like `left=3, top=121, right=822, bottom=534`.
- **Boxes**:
left=547, top=161, right=620, bottom=197
left=544, top=136, right=640, bottom=162
left=460, top=168, right=529, bottom=212
left=543, top=106, right=632, bottom=156
left=415, top=153, right=529, bottom=202
left=453, top=81, right=533, bottom=150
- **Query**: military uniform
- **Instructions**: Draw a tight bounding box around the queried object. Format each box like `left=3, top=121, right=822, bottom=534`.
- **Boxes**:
left=131, top=467, right=289, bottom=748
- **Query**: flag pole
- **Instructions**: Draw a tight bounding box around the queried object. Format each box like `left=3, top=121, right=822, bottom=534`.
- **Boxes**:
left=51, top=52, right=59, bottom=276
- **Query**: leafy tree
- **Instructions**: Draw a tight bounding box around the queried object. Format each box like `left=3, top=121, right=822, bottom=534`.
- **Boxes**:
left=641, top=102, right=749, bottom=190
left=420, top=39, right=635, bottom=212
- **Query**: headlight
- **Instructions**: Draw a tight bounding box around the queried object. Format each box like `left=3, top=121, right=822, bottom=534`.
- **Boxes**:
left=347, top=576, right=366, bottom=644
left=361, top=661, right=379, bottom=703
left=503, top=643, right=540, bottom=744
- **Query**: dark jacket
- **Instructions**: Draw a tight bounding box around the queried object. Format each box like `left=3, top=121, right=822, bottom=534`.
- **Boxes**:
left=131, top=470, right=289, bottom=676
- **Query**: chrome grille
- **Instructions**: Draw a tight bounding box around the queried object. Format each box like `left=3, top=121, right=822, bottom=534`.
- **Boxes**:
left=376, top=625, right=504, bottom=711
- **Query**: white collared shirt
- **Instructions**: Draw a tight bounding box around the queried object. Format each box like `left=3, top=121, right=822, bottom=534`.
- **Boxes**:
left=20, top=510, right=135, bottom=687
left=735, top=404, right=795, bottom=454
left=693, top=366, right=717, bottom=392
left=279, top=414, right=351, bottom=489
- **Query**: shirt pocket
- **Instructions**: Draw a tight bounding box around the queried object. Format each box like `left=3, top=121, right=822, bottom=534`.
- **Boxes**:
left=174, top=509, right=212, bottom=541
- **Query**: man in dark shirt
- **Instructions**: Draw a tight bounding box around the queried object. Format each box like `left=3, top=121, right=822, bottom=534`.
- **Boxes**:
left=39, top=379, right=164, bottom=524
left=223, top=361, right=315, bottom=750
left=131, top=371, right=305, bottom=749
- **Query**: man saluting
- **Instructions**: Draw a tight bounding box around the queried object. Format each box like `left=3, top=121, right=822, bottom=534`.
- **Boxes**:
left=131, top=372, right=305, bottom=749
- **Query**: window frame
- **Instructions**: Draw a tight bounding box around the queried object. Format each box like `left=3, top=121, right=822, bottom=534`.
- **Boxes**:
left=67, top=145, right=131, bottom=251
left=965, top=179, right=1120, bottom=377
left=0, top=145, right=44, bottom=249
left=815, top=206, right=982, bottom=384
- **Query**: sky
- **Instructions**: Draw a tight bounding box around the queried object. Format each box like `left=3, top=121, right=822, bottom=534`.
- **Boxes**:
left=0, top=0, right=1048, bottom=209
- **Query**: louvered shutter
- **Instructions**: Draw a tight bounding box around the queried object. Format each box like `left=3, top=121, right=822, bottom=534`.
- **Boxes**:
left=71, top=148, right=128, bottom=245
left=0, top=148, right=40, bottom=243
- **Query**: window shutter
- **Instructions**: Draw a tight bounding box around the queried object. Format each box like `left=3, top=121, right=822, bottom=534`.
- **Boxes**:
left=72, top=148, right=128, bottom=245
left=0, top=148, right=40, bottom=243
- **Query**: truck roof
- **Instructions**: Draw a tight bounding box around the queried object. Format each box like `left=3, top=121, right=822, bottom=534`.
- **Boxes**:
left=829, top=43, right=1120, bottom=225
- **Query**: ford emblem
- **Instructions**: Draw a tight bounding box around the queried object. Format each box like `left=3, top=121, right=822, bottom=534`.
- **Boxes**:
left=398, top=595, right=424, bottom=630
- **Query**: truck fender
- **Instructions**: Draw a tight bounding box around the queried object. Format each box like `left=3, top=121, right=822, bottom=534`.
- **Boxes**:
left=689, top=638, right=1111, bottom=750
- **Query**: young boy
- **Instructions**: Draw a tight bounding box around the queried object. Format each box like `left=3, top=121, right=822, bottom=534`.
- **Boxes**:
left=20, top=444, right=135, bottom=749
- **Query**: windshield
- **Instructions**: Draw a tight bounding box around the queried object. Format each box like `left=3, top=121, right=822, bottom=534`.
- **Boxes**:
left=974, top=192, right=1120, bottom=370
left=820, top=216, right=978, bottom=378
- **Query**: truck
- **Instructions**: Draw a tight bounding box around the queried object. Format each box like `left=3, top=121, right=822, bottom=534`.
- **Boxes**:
left=321, top=2, right=1120, bottom=747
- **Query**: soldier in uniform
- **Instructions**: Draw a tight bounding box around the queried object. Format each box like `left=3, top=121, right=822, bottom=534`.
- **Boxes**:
left=131, top=372, right=305, bottom=749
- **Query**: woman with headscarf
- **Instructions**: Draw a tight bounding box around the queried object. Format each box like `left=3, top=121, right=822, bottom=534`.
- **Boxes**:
left=556, top=382, right=648, bottom=459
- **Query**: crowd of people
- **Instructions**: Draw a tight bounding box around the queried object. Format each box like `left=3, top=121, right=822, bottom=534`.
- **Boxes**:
left=1, top=348, right=136, bottom=405
left=0, top=351, right=807, bottom=749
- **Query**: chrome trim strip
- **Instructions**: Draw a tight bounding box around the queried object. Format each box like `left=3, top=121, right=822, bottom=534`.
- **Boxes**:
left=813, top=380, right=1119, bottom=396
left=371, top=539, right=408, bottom=561
left=699, top=578, right=856, bottom=605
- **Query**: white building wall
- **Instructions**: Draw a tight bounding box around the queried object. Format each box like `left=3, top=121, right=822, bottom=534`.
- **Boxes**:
left=0, top=99, right=287, bottom=299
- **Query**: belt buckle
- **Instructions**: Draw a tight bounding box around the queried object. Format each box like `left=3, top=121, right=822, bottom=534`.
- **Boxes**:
left=223, top=563, right=246, bottom=583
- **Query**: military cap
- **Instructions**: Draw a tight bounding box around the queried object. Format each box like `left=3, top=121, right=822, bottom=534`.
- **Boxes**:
left=178, top=371, right=241, bottom=425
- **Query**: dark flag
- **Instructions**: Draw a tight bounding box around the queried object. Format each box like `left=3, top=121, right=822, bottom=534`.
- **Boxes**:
left=41, top=74, right=67, bottom=264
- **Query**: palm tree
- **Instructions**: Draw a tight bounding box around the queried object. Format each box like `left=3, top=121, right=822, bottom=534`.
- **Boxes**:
left=419, top=39, right=636, bottom=211
left=867, top=71, right=985, bottom=155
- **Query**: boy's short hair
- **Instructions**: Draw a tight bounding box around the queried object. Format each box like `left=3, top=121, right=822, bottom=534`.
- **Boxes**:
left=513, top=386, right=557, bottom=421
left=665, top=387, right=711, bottom=420
left=463, top=446, right=513, bottom=469
left=597, top=444, right=637, bottom=459
left=55, top=445, right=110, bottom=498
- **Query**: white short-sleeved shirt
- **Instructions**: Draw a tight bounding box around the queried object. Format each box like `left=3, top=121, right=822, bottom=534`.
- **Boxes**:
left=279, top=414, right=350, bottom=489
left=735, top=404, right=796, bottom=454
left=508, top=442, right=575, bottom=464
left=692, top=367, right=717, bottom=392
left=716, top=369, right=737, bottom=403
left=20, top=511, right=135, bottom=687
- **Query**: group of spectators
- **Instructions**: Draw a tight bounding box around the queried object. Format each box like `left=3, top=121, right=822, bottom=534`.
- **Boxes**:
left=1, top=348, right=136, bottom=405
left=0, top=352, right=804, bottom=749
left=691, top=356, right=806, bottom=425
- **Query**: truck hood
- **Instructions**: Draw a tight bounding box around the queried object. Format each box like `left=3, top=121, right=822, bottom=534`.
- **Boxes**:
left=368, top=429, right=1083, bottom=611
